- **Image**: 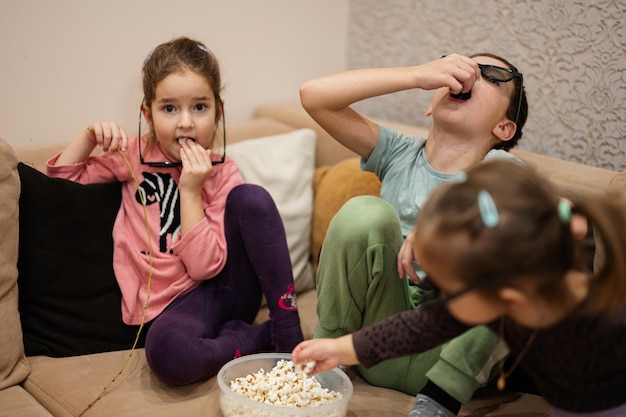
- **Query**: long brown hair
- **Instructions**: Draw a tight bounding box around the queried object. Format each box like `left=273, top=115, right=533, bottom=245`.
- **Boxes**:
left=417, top=159, right=626, bottom=319
left=574, top=188, right=626, bottom=317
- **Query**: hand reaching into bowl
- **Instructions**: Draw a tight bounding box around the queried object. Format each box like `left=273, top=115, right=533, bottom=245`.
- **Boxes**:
left=291, top=335, right=359, bottom=376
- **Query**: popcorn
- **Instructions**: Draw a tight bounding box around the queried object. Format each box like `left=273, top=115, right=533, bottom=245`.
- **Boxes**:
left=228, top=359, right=342, bottom=408
left=294, top=359, right=316, bottom=375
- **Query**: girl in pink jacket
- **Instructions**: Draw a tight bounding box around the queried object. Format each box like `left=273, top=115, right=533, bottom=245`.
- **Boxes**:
left=48, top=36, right=303, bottom=385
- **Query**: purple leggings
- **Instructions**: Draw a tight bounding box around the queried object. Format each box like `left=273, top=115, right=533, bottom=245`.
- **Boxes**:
left=145, top=184, right=303, bottom=385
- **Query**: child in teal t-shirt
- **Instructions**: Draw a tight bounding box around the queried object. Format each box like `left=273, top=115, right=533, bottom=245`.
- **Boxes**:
left=300, top=53, right=527, bottom=416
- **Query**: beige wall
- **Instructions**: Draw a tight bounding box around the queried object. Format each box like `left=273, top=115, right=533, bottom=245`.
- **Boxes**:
left=0, top=0, right=348, bottom=148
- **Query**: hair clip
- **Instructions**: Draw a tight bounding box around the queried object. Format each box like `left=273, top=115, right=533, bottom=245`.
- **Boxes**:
left=558, top=199, right=572, bottom=224
left=478, top=190, right=499, bottom=228
left=143, top=44, right=213, bottom=69
left=449, top=171, right=467, bottom=183
left=142, top=49, right=154, bottom=68
left=197, top=44, right=213, bottom=55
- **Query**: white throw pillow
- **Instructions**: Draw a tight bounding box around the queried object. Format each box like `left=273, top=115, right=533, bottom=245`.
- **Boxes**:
left=227, top=129, right=316, bottom=293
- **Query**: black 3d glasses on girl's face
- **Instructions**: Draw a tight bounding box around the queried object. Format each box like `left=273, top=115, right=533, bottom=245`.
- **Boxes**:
left=138, top=101, right=226, bottom=167
left=477, top=64, right=522, bottom=83
left=419, top=271, right=511, bottom=309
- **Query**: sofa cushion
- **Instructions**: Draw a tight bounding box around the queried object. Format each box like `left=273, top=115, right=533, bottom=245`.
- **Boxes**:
left=254, top=103, right=430, bottom=168
left=23, top=349, right=416, bottom=417
left=227, top=117, right=296, bottom=146
left=23, top=348, right=548, bottom=417
left=0, top=138, right=30, bottom=389
left=17, top=163, right=141, bottom=357
left=254, top=104, right=358, bottom=168
left=228, top=129, right=317, bottom=294
left=0, top=385, right=54, bottom=417
left=311, top=157, right=381, bottom=275
left=512, top=149, right=617, bottom=201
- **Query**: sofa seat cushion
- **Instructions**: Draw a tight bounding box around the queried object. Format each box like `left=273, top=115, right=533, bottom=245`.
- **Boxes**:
left=0, top=385, right=54, bottom=417
left=24, top=348, right=548, bottom=417
left=24, top=349, right=417, bottom=417
left=25, top=350, right=219, bottom=417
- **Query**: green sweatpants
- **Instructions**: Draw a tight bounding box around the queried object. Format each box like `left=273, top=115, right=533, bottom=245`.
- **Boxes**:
left=314, top=196, right=509, bottom=402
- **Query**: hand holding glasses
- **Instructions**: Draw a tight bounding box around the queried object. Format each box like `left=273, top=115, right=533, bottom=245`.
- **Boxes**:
left=442, top=55, right=524, bottom=125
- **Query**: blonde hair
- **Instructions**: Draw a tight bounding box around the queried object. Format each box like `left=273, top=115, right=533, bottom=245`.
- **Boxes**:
left=417, top=160, right=626, bottom=319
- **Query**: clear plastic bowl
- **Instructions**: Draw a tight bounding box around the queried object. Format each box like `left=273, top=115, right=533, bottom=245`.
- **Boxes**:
left=217, top=353, right=353, bottom=417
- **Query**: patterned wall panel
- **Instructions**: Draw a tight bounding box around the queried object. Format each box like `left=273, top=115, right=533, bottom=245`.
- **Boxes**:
left=347, top=0, right=625, bottom=170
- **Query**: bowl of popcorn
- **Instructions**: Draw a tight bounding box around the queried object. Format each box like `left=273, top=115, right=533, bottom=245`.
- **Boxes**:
left=217, top=353, right=353, bottom=417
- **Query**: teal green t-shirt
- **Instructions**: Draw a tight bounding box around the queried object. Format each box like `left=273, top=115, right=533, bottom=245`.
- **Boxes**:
left=362, top=124, right=521, bottom=238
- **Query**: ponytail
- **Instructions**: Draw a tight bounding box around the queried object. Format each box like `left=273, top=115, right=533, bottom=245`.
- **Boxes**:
left=575, top=190, right=626, bottom=318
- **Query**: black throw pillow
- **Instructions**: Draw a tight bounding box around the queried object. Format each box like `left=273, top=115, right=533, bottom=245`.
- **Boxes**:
left=17, top=163, right=145, bottom=357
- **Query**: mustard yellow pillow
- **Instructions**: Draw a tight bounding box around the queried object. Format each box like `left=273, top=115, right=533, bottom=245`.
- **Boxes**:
left=311, top=157, right=381, bottom=276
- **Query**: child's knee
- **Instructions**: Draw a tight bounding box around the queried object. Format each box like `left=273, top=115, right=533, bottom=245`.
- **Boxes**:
left=329, top=196, right=401, bottom=244
left=340, top=196, right=398, bottom=225
left=227, top=184, right=276, bottom=215
left=145, top=327, right=196, bottom=385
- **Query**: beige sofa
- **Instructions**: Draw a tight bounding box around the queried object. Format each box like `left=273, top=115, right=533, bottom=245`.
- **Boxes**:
left=1, top=103, right=623, bottom=417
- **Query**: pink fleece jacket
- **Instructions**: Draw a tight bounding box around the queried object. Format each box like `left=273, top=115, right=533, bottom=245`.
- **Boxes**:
left=47, top=135, right=243, bottom=325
